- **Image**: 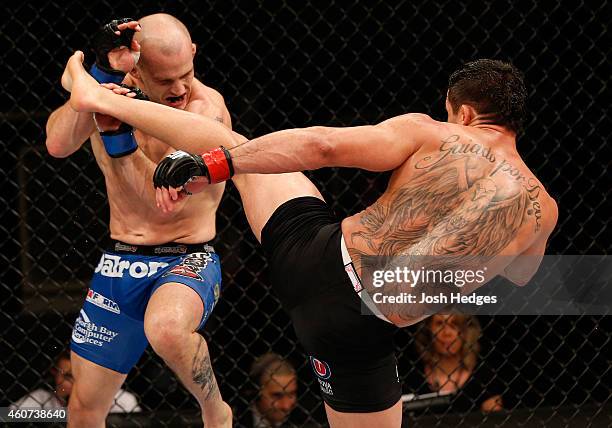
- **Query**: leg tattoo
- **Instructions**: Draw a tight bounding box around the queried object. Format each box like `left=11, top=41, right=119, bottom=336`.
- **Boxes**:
left=191, top=336, right=219, bottom=401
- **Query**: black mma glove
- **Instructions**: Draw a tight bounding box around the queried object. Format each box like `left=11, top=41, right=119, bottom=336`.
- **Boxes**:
left=153, top=148, right=234, bottom=189
left=90, top=18, right=137, bottom=83
left=99, top=84, right=148, bottom=157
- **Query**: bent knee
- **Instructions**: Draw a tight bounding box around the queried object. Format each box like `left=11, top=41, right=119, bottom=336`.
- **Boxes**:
left=144, top=312, right=194, bottom=357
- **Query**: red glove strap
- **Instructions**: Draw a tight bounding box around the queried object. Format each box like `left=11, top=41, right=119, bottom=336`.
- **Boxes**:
left=201, top=147, right=233, bottom=184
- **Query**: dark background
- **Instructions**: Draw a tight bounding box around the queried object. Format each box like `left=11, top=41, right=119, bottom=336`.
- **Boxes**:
left=1, top=1, right=609, bottom=427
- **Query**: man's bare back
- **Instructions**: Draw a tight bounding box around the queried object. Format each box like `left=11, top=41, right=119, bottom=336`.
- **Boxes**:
left=341, top=115, right=557, bottom=325
left=141, top=107, right=557, bottom=326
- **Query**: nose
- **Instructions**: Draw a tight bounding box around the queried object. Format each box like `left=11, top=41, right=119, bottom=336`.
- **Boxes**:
left=168, top=80, right=184, bottom=96
left=276, top=396, right=294, bottom=412
left=437, top=325, right=455, bottom=340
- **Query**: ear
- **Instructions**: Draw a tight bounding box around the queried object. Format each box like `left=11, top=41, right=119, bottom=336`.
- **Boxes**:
left=192, top=43, right=197, bottom=57
left=459, top=105, right=476, bottom=126
left=129, top=66, right=142, bottom=81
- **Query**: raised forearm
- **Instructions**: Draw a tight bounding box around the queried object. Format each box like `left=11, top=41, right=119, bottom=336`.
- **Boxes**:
left=45, top=102, right=95, bottom=158
left=229, top=127, right=330, bottom=174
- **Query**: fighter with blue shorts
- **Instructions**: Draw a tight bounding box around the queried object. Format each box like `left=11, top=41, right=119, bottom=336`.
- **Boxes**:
left=71, top=241, right=221, bottom=374
left=46, top=14, right=233, bottom=427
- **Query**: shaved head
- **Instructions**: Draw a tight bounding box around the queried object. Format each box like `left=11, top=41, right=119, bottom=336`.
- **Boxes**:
left=129, top=13, right=197, bottom=109
left=136, top=13, right=193, bottom=63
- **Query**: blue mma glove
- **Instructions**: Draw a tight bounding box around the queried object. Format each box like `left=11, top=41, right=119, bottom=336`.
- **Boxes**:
left=90, top=18, right=137, bottom=83
left=100, top=85, right=148, bottom=157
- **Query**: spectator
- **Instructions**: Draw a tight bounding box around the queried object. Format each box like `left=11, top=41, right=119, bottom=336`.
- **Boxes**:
left=406, top=315, right=503, bottom=413
left=11, top=350, right=141, bottom=413
left=237, top=353, right=298, bottom=427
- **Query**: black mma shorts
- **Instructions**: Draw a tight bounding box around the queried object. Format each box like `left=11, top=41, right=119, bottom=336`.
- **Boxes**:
left=261, top=196, right=401, bottom=413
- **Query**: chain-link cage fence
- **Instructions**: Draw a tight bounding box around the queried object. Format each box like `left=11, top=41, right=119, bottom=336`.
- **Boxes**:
left=1, top=1, right=610, bottom=427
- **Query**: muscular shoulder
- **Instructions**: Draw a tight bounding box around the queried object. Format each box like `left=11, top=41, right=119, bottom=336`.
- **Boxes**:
left=383, top=113, right=436, bottom=128
left=203, top=84, right=226, bottom=108
left=377, top=113, right=439, bottom=149
left=186, top=78, right=230, bottom=126
left=404, top=113, right=436, bottom=123
left=513, top=165, right=558, bottom=233
left=540, top=193, right=558, bottom=233
left=188, top=79, right=226, bottom=108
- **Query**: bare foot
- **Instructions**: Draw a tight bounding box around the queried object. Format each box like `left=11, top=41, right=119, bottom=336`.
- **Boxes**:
left=60, top=50, right=90, bottom=93
left=65, top=51, right=105, bottom=113
left=60, top=62, right=74, bottom=93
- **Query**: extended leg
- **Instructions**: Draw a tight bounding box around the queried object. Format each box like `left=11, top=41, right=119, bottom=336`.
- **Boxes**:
left=232, top=172, right=323, bottom=242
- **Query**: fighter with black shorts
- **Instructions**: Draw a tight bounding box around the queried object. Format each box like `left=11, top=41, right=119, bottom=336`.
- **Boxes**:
left=262, top=196, right=400, bottom=412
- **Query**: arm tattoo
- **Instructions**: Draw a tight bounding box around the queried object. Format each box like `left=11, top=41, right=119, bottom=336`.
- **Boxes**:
left=191, top=336, right=219, bottom=401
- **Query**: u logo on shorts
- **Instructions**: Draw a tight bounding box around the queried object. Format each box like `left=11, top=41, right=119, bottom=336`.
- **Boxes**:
left=310, top=356, right=331, bottom=380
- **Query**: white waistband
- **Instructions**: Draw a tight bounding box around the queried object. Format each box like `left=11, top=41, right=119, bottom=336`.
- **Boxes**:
left=340, top=234, right=392, bottom=324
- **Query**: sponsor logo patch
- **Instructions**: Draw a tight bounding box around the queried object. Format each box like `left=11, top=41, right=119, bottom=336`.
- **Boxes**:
left=317, top=378, right=334, bottom=395
left=114, top=243, right=138, bottom=252
left=154, top=245, right=187, bottom=255
left=95, top=254, right=169, bottom=279
left=310, top=356, right=331, bottom=380
left=86, top=289, right=120, bottom=314
left=203, top=283, right=222, bottom=322
left=71, top=309, right=118, bottom=347
left=162, top=252, right=213, bottom=282
left=166, top=265, right=202, bottom=280
left=213, top=283, right=221, bottom=304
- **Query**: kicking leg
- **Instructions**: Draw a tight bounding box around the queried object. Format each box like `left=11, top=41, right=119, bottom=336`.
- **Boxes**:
left=232, top=172, right=323, bottom=243
left=65, top=50, right=235, bottom=153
